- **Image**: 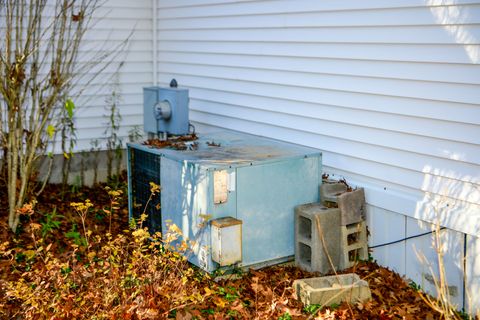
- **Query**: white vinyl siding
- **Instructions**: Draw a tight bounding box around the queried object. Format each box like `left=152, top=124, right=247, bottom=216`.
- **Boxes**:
left=0, top=1, right=151, bottom=152
left=72, top=0, right=152, bottom=151
left=156, top=1, right=480, bottom=311
left=156, top=0, right=480, bottom=236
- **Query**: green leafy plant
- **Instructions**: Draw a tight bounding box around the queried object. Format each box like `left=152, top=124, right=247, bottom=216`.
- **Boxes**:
left=367, top=252, right=376, bottom=263
left=129, top=217, right=137, bottom=230
left=330, top=302, right=340, bottom=310
left=41, top=208, right=64, bottom=238
left=409, top=280, right=422, bottom=292
left=456, top=308, right=471, bottom=320
left=304, top=304, right=322, bottom=315
left=61, top=98, right=77, bottom=192
left=202, top=308, right=215, bottom=315
left=65, top=224, right=87, bottom=247
left=278, top=311, right=292, bottom=320
left=217, top=286, right=239, bottom=303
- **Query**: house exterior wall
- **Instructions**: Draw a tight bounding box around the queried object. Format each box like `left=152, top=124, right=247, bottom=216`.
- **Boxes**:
left=72, top=0, right=152, bottom=151
left=0, top=1, right=152, bottom=180
left=156, top=0, right=480, bottom=312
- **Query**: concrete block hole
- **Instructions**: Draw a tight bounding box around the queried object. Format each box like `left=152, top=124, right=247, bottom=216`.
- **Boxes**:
left=347, top=232, right=361, bottom=245
left=299, top=216, right=312, bottom=239
left=299, top=242, right=312, bottom=267
left=348, top=248, right=366, bottom=262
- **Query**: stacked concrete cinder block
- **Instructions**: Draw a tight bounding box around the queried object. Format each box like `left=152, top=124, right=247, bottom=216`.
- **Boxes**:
left=295, top=204, right=341, bottom=273
left=295, top=180, right=368, bottom=273
left=339, top=220, right=368, bottom=270
left=294, top=273, right=372, bottom=306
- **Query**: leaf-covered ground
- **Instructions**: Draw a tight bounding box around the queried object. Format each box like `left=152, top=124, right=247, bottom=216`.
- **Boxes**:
left=0, top=177, right=469, bottom=319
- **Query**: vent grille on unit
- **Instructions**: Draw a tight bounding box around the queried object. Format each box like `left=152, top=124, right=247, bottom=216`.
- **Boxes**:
left=130, top=148, right=162, bottom=233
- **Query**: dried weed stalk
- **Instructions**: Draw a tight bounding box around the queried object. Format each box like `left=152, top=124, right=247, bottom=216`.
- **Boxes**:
left=0, top=0, right=128, bottom=232
left=1, top=186, right=204, bottom=319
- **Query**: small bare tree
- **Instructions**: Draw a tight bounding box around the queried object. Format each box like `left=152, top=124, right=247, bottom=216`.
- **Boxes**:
left=0, top=0, right=111, bottom=232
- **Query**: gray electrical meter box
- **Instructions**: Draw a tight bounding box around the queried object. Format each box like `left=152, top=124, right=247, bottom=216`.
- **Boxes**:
left=143, top=86, right=189, bottom=135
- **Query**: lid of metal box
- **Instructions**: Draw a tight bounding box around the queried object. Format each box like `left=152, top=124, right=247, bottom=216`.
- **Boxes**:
left=128, top=130, right=321, bottom=168
left=211, top=216, right=243, bottom=228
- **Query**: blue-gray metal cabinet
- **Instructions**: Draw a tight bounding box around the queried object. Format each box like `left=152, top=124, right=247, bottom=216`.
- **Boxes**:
left=127, top=131, right=322, bottom=272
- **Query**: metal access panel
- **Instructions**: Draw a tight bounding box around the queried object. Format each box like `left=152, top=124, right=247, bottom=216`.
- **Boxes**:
left=211, top=217, right=243, bottom=266
left=237, top=157, right=319, bottom=266
left=127, top=130, right=322, bottom=272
